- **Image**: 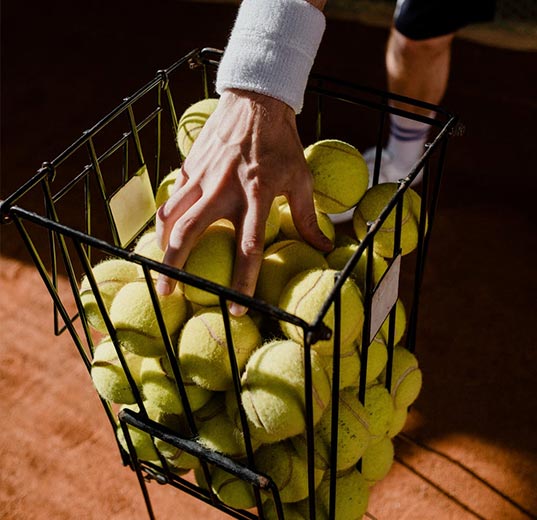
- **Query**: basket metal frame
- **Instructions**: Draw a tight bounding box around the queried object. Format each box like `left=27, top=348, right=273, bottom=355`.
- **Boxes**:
left=0, top=47, right=458, bottom=520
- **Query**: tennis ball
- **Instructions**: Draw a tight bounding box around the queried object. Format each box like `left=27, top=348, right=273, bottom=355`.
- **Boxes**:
left=211, top=465, right=256, bottom=510
left=255, top=439, right=325, bottom=503
left=195, top=394, right=260, bottom=458
left=304, top=139, right=369, bottom=215
left=320, top=346, right=361, bottom=391
left=133, top=228, right=165, bottom=264
left=279, top=202, right=336, bottom=244
left=325, top=243, right=388, bottom=293
left=79, top=258, right=139, bottom=333
left=116, top=404, right=159, bottom=461
left=145, top=406, right=201, bottom=473
left=255, top=239, right=329, bottom=307
left=90, top=336, right=143, bottom=404
left=352, top=182, right=425, bottom=258
left=361, top=435, right=395, bottom=486
left=388, top=406, right=408, bottom=438
left=297, top=467, right=369, bottom=520
left=380, top=345, right=422, bottom=408
left=110, top=281, right=188, bottom=357
left=316, top=389, right=371, bottom=471
left=279, top=268, right=364, bottom=356
left=183, top=223, right=235, bottom=306
left=140, top=356, right=213, bottom=415
left=364, top=384, right=395, bottom=445
left=176, top=97, right=219, bottom=159
left=265, top=199, right=281, bottom=246
left=238, top=339, right=331, bottom=444
left=178, top=307, right=261, bottom=391
left=155, top=168, right=181, bottom=208
left=262, top=499, right=306, bottom=520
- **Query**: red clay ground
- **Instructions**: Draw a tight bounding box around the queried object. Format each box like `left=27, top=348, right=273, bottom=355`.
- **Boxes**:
left=1, top=1, right=536, bottom=519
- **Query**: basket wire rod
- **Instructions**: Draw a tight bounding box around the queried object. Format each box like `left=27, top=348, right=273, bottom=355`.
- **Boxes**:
left=309, top=71, right=455, bottom=122
left=218, top=297, right=267, bottom=518
left=358, top=232, right=376, bottom=406
left=52, top=107, right=162, bottom=205
left=140, top=265, right=199, bottom=435
left=327, top=277, right=343, bottom=520
left=0, top=162, right=54, bottom=222
left=126, top=105, right=145, bottom=167
left=140, top=264, right=220, bottom=503
left=118, top=420, right=157, bottom=520
left=155, top=83, right=163, bottom=187
left=306, top=84, right=444, bottom=130
left=372, top=95, right=389, bottom=187
left=85, top=137, right=121, bottom=246
left=303, top=327, right=318, bottom=520
left=407, top=137, right=450, bottom=353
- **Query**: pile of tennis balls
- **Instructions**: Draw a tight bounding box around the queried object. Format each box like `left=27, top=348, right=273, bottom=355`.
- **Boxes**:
left=81, top=97, right=426, bottom=520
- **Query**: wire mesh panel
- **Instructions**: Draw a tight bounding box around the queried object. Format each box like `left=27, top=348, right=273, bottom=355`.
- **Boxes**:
left=0, top=48, right=458, bottom=519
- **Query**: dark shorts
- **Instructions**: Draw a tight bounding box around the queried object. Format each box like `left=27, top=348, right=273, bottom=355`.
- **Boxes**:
left=394, top=0, right=497, bottom=40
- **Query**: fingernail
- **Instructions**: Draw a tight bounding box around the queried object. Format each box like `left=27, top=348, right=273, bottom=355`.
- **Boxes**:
left=156, top=278, right=171, bottom=296
left=229, top=302, right=247, bottom=317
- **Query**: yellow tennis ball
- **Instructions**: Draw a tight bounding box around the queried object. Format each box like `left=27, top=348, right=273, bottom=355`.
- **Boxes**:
left=380, top=345, right=423, bottom=408
left=320, top=345, right=361, bottom=391
left=325, top=243, right=388, bottom=293
left=211, top=466, right=256, bottom=510
left=195, top=394, right=260, bottom=458
left=154, top=168, right=181, bottom=208
left=262, top=499, right=306, bottom=520
left=264, top=198, right=282, bottom=246
left=388, top=405, right=409, bottom=438
left=144, top=406, right=201, bottom=473
left=279, top=268, right=364, bottom=356
left=183, top=223, right=236, bottom=306
left=364, top=383, right=395, bottom=445
left=304, top=139, right=369, bottom=215
left=238, top=339, right=331, bottom=444
left=90, top=336, right=143, bottom=404
left=110, top=281, right=188, bottom=357
left=140, top=356, right=213, bottom=415
left=352, top=182, right=425, bottom=258
left=79, top=258, right=139, bottom=333
left=176, top=97, right=219, bottom=159
left=279, top=201, right=336, bottom=244
left=254, top=439, right=325, bottom=504
left=116, top=404, right=159, bottom=462
left=297, top=467, right=369, bottom=520
left=255, top=239, right=329, bottom=307
left=178, top=307, right=261, bottom=391
left=316, top=389, right=371, bottom=471
left=361, top=435, right=395, bottom=486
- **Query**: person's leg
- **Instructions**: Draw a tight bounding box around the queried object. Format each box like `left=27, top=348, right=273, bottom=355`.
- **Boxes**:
left=374, top=28, right=454, bottom=184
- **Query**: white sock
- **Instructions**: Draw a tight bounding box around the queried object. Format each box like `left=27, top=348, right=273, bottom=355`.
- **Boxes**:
left=386, top=114, right=431, bottom=170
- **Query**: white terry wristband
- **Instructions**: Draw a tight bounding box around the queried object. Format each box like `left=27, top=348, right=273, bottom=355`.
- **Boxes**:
left=216, top=0, right=326, bottom=114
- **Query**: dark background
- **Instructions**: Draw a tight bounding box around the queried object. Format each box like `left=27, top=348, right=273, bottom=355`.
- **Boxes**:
left=1, top=1, right=536, bottom=518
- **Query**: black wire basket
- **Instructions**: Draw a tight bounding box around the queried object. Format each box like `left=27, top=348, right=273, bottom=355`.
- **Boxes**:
left=0, top=47, right=459, bottom=519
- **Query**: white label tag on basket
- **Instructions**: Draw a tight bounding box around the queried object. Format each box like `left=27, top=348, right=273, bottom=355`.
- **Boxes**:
left=368, top=254, right=401, bottom=345
left=109, top=165, right=156, bottom=247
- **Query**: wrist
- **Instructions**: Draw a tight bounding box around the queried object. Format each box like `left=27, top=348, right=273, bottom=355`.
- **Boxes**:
left=216, top=0, right=326, bottom=114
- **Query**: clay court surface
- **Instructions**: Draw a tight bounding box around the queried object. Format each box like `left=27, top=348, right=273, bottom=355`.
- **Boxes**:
left=1, top=1, right=536, bottom=519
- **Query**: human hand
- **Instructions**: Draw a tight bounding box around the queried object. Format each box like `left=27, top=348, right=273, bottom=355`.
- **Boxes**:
left=155, top=88, right=333, bottom=315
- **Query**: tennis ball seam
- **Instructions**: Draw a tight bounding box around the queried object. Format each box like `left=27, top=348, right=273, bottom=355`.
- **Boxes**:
left=114, top=327, right=161, bottom=341
left=391, top=365, right=420, bottom=396
left=340, top=393, right=370, bottom=434
left=313, top=188, right=350, bottom=213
